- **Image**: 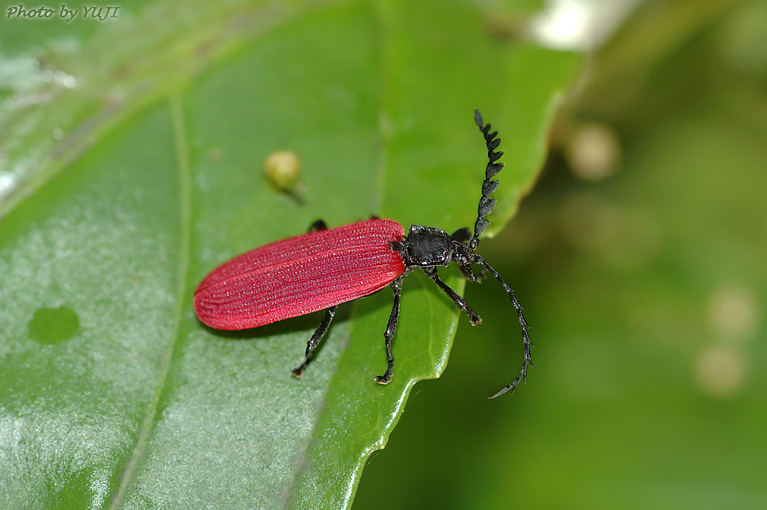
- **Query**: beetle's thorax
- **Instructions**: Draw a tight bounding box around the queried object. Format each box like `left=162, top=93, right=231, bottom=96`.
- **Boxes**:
left=392, top=224, right=471, bottom=268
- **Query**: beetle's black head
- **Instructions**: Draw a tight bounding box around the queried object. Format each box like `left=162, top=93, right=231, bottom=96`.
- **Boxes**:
left=392, top=224, right=452, bottom=268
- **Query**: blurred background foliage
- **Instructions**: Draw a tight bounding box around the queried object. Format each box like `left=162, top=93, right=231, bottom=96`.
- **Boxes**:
left=355, top=0, right=767, bottom=508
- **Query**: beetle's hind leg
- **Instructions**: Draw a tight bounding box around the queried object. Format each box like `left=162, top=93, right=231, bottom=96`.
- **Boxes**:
left=291, top=218, right=334, bottom=378
left=292, top=306, right=337, bottom=378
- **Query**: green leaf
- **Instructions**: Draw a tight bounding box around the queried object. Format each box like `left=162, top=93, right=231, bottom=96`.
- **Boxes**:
left=0, top=0, right=579, bottom=508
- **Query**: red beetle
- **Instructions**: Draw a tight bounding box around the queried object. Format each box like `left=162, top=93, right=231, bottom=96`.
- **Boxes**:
left=194, top=110, right=532, bottom=398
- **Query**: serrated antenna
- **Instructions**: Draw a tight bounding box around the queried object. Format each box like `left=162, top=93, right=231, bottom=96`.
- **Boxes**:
left=471, top=109, right=504, bottom=251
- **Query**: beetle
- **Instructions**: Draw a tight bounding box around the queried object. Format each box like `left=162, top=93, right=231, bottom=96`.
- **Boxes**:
left=194, top=110, right=533, bottom=398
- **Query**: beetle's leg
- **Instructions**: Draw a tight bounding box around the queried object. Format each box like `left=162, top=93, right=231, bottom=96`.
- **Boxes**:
left=470, top=254, right=533, bottom=399
left=424, top=267, right=482, bottom=325
left=458, top=264, right=480, bottom=283
left=290, top=218, right=335, bottom=378
left=451, top=227, right=472, bottom=243
left=292, top=306, right=337, bottom=378
left=375, top=273, right=407, bottom=384
left=307, top=219, right=328, bottom=232
left=457, top=262, right=488, bottom=283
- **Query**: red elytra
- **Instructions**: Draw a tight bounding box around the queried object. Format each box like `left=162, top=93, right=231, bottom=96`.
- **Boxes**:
left=194, top=219, right=405, bottom=330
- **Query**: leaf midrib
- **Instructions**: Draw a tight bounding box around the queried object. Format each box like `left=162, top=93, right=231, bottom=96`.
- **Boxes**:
left=107, top=93, right=191, bottom=510
left=282, top=1, right=395, bottom=507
